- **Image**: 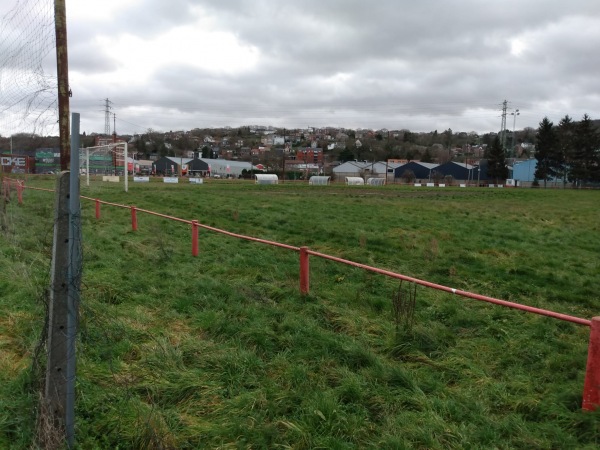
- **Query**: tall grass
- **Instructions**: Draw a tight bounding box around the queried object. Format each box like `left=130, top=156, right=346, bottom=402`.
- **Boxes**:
left=1, top=178, right=599, bottom=448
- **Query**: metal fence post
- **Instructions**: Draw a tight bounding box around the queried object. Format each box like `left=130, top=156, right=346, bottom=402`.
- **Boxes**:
left=65, top=112, right=81, bottom=446
left=583, top=316, right=600, bottom=411
left=300, top=246, right=310, bottom=295
left=45, top=172, right=72, bottom=445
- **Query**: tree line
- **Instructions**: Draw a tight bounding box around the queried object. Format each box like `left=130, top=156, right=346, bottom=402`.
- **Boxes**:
left=534, top=114, right=600, bottom=187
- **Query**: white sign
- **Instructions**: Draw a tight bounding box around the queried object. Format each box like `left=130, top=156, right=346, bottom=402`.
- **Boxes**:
left=163, top=177, right=179, bottom=183
left=0, top=156, right=26, bottom=166
left=438, top=183, right=446, bottom=187
left=134, top=176, right=150, bottom=182
left=426, top=182, right=435, bottom=187
left=189, top=178, right=203, bottom=184
left=459, top=184, right=466, bottom=188
left=414, top=183, right=422, bottom=187
left=102, top=176, right=120, bottom=182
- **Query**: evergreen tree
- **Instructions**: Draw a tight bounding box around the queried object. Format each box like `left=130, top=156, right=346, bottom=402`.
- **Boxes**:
left=554, top=115, right=573, bottom=184
left=338, top=146, right=355, bottom=162
left=571, top=114, right=600, bottom=186
left=534, top=117, right=555, bottom=188
left=159, top=143, right=168, bottom=157
left=420, top=148, right=434, bottom=163
left=487, top=135, right=508, bottom=183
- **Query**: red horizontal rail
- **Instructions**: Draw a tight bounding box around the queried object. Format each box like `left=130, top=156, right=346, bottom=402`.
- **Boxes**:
left=81, top=196, right=125, bottom=209
left=20, top=186, right=54, bottom=193
left=194, top=222, right=300, bottom=251
left=307, top=249, right=591, bottom=327
left=135, top=207, right=192, bottom=225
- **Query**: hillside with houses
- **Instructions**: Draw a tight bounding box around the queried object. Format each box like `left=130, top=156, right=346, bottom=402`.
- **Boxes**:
left=2, top=117, right=598, bottom=187
left=0, top=125, right=539, bottom=183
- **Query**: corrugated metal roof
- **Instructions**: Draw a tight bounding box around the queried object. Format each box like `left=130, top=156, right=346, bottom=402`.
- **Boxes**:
left=166, top=156, right=193, bottom=165
left=413, top=162, right=439, bottom=169
left=447, top=161, right=475, bottom=170
left=200, top=158, right=251, bottom=168
left=333, top=161, right=404, bottom=173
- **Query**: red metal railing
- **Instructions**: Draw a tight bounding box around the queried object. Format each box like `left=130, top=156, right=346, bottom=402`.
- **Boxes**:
left=305, top=248, right=591, bottom=326
left=7, top=179, right=599, bottom=411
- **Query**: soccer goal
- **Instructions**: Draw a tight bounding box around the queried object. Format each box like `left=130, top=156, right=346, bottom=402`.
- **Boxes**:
left=80, top=142, right=130, bottom=192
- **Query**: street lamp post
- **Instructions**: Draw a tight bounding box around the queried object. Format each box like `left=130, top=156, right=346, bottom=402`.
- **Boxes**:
left=510, top=109, right=520, bottom=158
left=303, top=149, right=308, bottom=180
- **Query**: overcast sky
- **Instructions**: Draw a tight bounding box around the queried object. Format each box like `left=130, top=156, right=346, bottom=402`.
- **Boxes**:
left=3, top=0, right=600, bottom=136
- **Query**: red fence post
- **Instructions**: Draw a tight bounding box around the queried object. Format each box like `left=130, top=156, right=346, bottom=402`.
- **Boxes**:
left=300, top=246, right=310, bottom=295
left=17, top=181, right=23, bottom=204
left=191, top=220, right=199, bottom=257
left=583, top=316, right=600, bottom=411
left=95, top=199, right=101, bottom=219
left=131, top=206, right=138, bottom=231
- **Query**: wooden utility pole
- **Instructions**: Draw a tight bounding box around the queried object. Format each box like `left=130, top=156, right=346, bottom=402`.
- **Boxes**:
left=45, top=2, right=78, bottom=445
left=54, top=0, right=70, bottom=170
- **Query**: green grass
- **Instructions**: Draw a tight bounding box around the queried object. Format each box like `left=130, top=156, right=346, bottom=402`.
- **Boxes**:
left=1, top=177, right=599, bottom=449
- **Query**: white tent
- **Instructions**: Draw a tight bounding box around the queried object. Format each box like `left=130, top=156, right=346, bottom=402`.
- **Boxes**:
left=367, top=177, right=386, bottom=186
left=309, top=176, right=331, bottom=185
left=345, top=177, right=365, bottom=186
left=255, top=174, right=279, bottom=184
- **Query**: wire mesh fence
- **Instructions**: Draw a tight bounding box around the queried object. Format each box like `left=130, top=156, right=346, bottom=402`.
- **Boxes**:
left=0, top=0, right=58, bottom=137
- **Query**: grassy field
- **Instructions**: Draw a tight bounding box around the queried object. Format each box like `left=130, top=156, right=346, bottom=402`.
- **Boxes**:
left=1, top=177, right=599, bottom=449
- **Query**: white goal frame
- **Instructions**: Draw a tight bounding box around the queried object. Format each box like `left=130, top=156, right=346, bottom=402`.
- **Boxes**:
left=81, top=142, right=129, bottom=192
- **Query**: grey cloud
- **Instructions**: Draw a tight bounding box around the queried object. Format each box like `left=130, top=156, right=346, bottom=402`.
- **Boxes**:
left=66, top=0, right=600, bottom=133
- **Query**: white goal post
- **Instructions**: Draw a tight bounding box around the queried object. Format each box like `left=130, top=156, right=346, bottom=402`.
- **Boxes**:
left=80, top=142, right=129, bottom=192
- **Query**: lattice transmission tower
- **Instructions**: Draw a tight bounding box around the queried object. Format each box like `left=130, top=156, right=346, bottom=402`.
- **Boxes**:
left=104, top=98, right=113, bottom=136
left=500, top=99, right=508, bottom=151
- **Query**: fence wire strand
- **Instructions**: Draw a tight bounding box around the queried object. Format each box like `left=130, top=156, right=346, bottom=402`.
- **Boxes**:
left=0, top=0, right=57, bottom=136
